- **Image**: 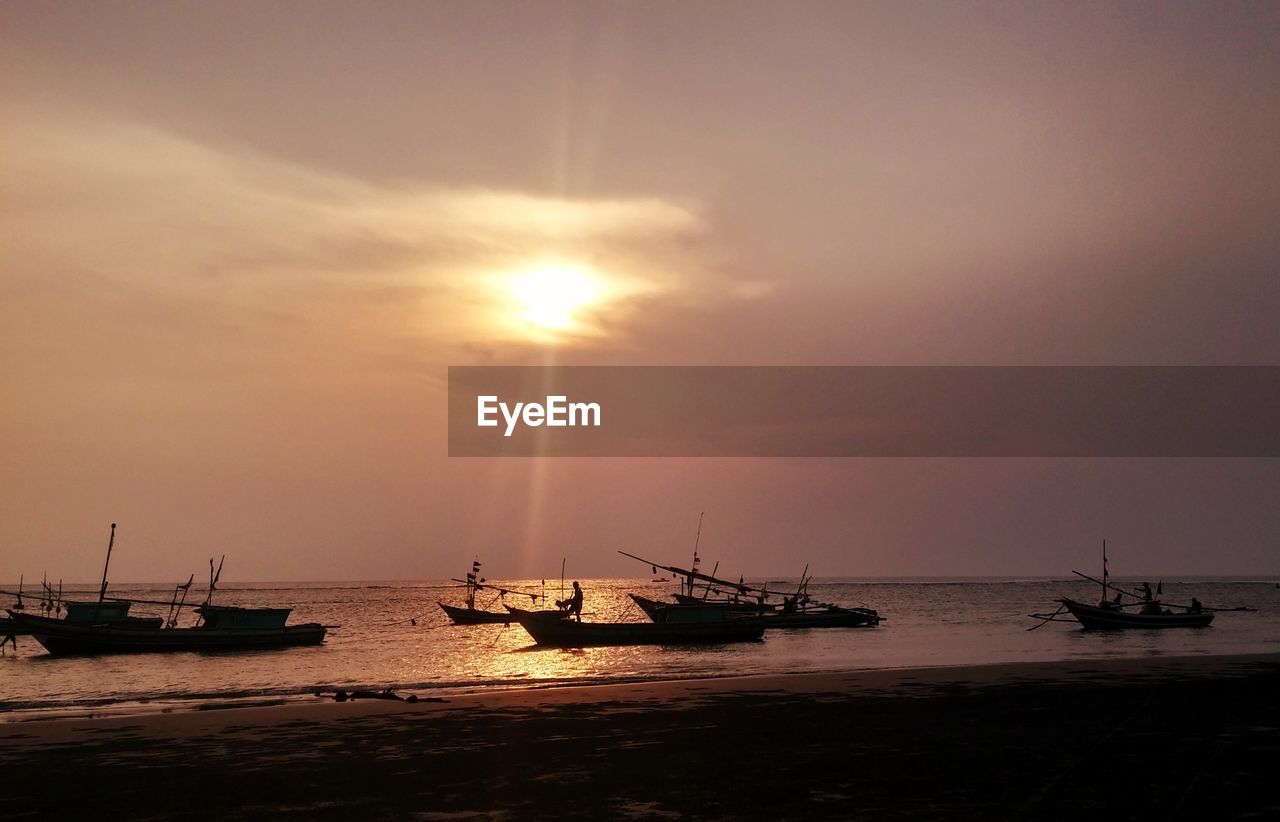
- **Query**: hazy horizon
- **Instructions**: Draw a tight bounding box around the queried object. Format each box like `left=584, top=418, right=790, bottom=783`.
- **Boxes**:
left=3, top=2, right=1278, bottom=581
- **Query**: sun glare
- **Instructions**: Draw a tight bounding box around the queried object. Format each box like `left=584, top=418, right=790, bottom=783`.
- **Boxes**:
left=510, top=264, right=597, bottom=332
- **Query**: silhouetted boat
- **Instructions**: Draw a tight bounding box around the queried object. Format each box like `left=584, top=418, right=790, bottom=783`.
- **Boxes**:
left=7, top=525, right=326, bottom=655
left=510, top=606, right=765, bottom=647
left=1058, top=598, right=1213, bottom=629
left=9, top=605, right=326, bottom=655
left=438, top=559, right=555, bottom=625
left=1028, top=541, right=1246, bottom=631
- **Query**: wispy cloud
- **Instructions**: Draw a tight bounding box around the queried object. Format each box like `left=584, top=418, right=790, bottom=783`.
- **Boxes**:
left=1, top=111, right=714, bottom=365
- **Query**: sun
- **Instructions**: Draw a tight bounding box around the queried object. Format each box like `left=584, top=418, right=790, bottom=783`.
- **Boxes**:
left=510, top=264, right=598, bottom=331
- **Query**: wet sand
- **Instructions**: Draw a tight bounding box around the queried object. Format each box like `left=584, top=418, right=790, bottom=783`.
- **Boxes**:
left=2, top=653, right=1278, bottom=820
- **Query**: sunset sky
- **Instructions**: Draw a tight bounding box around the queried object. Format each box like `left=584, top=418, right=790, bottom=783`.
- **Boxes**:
left=3, top=1, right=1278, bottom=582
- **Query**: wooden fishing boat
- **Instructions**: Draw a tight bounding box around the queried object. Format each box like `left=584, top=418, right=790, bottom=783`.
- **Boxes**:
left=8, top=606, right=326, bottom=655
left=618, top=514, right=885, bottom=631
left=437, top=601, right=513, bottom=625
left=1059, top=599, right=1213, bottom=630
left=511, top=609, right=765, bottom=647
left=439, top=559, right=556, bottom=625
left=8, top=526, right=327, bottom=655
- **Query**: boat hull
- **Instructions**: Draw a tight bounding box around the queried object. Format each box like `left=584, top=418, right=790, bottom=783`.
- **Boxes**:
left=635, top=594, right=880, bottom=628
left=513, top=612, right=765, bottom=647
left=764, top=608, right=880, bottom=629
left=9, top=613, right=326, bottom=655
left=438, top=602, right=513, bottom=625
left=1061, top=599, right=1214, bottom=630
left=1, top=616, right=30, bottom=636
left=671, top=594, right=776, bottom=613
left=502, top=605, right=570, bottom=621
left=628, top=594, right=761, bottom=624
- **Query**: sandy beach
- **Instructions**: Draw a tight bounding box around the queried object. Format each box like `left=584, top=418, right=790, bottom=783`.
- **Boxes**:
left=2, top=652, right=1277, bottom=820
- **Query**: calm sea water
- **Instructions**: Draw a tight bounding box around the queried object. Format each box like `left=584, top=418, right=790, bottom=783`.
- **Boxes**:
left=2, top=578, right=1276, bottom=720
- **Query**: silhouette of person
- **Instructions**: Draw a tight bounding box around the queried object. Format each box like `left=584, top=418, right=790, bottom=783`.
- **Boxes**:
left=1189, top=597, right=1203, bottom=614
left=1141, top=582, right=1154, bottom=601
left=563, top=580, right=583, bottom=622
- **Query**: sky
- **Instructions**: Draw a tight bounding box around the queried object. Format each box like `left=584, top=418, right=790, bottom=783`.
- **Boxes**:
left=2, top=1, right=1278, bottom=583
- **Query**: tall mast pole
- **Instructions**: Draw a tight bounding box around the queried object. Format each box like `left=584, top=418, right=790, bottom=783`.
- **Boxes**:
left=689, top=512, right=704, bottom=598
left=98, top=523, right=117, bottom=604
left=1102, top=539, right=1108, bottom=604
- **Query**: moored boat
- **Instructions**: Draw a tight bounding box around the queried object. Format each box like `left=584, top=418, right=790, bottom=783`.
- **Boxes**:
left=438, top=559, right=555, bottom=625
left=9, top=607, right=326, bottom=655
left=634, top=593, right=879, bottom=628
left=7, top=525, right=327, bottom=655
left=438, top=601, right=513, bottom=624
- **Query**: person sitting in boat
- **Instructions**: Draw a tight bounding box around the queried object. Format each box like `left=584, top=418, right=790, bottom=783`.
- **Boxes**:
left=1141, top=582, right=1154, bottom=601
left=782, top=596, right=796, bottom=614
left=556, top=581, right=584, bottom=622
left=1188, top=597, right=1203, bottom=614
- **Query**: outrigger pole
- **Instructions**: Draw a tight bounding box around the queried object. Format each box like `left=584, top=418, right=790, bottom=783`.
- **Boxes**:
left=448, top=578, right=546, bottom=602
left=98, top=523, right=117, bottom=604
left=618, top=550, right=766, bottom=598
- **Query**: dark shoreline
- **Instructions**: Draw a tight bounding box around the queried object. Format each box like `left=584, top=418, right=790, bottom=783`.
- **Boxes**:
left=2, top=654, right=1278, bottom=820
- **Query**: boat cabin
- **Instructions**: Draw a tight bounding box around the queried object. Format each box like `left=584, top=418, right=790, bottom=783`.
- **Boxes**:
left=64, top=601, right=134, bottom=623
left=196, top=605, right=292, bottom=630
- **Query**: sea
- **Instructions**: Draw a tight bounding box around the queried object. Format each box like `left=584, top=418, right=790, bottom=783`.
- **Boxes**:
left=2, top=577, right=1277, bottom=722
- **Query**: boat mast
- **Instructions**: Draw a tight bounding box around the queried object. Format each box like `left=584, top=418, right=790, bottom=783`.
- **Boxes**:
left=466, top=560, right=480, bottom=610
left=97, top=523, right=116, bottom=604
left=1102, top=540, right=1108, bottom=605
left=688, top=512, right=704, bottom=598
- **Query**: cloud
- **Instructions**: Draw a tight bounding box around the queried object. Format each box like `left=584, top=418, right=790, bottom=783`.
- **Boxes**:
left=1, top=110, right=711, bottom=367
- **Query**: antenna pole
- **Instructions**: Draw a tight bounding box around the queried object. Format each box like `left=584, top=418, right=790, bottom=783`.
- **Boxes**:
left=98, top=523, right=117, bottom=604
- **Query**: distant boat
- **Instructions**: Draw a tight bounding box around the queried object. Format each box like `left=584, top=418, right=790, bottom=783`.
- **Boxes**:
left=1030, top=541, right=1240, bottom=631
left=1058, top=599, right=1213, bottom=629
left=509, top=607, right=765, bottom=647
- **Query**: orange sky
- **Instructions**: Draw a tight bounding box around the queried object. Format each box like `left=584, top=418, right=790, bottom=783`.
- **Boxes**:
left=2, top=2, right=1278, bottom=582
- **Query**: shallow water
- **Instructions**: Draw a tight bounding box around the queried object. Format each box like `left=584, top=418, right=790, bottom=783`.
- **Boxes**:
left=1, top=577, right=1276, bottom=719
